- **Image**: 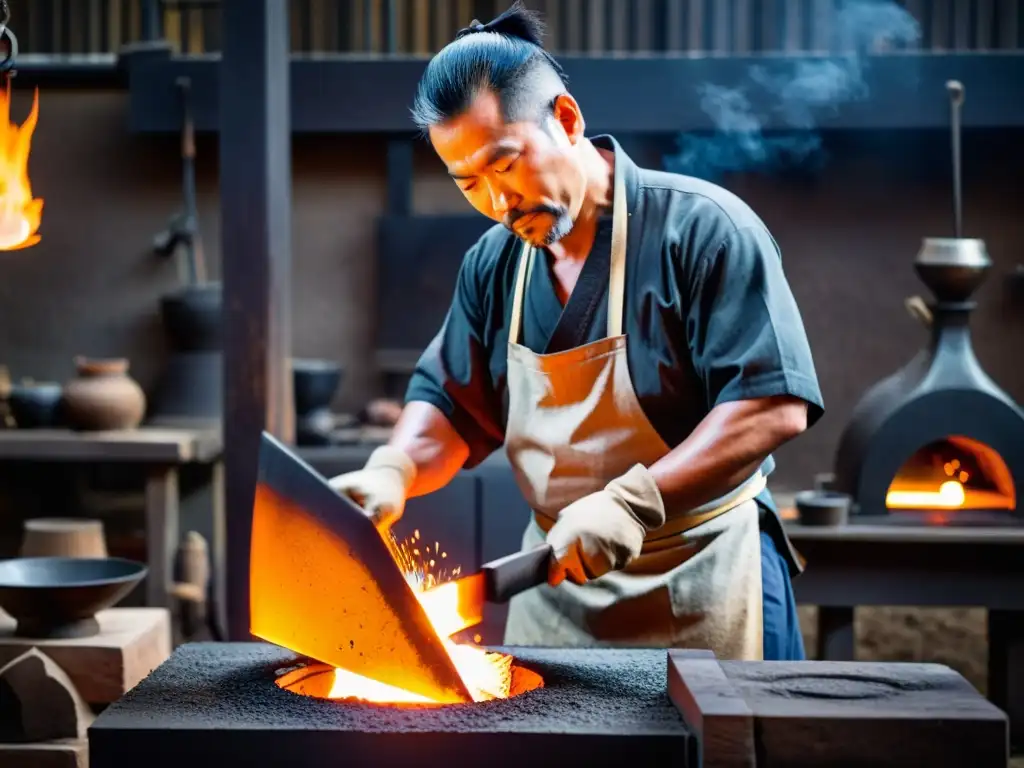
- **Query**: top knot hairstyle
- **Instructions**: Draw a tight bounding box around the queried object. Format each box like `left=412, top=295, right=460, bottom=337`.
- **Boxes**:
left=410, top=1, right=569, bottom=131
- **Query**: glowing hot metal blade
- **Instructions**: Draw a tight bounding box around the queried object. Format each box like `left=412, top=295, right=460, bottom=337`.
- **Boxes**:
left=250, top=433, right=473, bottom=704
left=419, top=546, right=554, bottom=638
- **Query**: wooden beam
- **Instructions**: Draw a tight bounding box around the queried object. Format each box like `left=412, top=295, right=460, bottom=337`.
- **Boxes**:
left=220, top=0, right=294, bottom=642
left=123, top=51, right=1024, bottom=134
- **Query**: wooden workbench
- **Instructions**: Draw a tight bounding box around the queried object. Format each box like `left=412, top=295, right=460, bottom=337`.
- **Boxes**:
left=0, top=427, right=224, bottom=614
left=785, top=518, right=1024, bottom=747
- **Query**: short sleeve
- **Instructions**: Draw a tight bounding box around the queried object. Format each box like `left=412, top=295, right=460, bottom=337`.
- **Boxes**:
left=687, top=225, right=824, bottom=427
left=404, top=242, right=505, bottom=467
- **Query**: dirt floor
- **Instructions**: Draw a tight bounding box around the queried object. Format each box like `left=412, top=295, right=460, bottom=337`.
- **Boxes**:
left=797, top=605, right=988, bottom=691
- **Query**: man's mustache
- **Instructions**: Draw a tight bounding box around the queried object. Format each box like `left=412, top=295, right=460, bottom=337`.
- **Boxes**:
left=503, top=204, right=564, bottom=230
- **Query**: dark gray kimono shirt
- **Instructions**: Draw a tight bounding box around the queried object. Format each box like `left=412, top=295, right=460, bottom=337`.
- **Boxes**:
left=406, top=135, right=824, bottom=575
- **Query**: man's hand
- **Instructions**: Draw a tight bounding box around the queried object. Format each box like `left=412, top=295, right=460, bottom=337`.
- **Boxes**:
left=328, top=445, right=417, bottom=530
left=546, top=464, right=666, bottom=586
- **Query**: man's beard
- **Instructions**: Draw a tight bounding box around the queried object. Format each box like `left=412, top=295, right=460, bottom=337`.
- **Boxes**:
left=538, top=212, right=574, bottom=245
left=504, top=205, right=573, bottom=247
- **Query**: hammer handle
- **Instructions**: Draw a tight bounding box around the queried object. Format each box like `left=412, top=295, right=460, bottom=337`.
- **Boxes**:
left=482, top=545, right=553, bottom=603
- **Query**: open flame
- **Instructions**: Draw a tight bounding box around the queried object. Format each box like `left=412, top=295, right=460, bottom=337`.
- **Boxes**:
left=886, top=462, right=969, bottom=509
left=0, top=83, right=42, bottom=251
left=278, top=529, right=537, bottom=705
left=886, top=438, right=1015, bottom=511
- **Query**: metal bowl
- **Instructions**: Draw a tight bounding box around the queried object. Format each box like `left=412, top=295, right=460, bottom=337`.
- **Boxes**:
left=8, top=382, right=63, bottom=428
left=0, top=556, right=147, bottom=639
left=794, top=490, right=852, bottom=527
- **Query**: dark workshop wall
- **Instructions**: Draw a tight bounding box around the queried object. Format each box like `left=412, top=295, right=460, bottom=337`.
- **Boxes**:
left=0, top=89, right=1021, bottom=495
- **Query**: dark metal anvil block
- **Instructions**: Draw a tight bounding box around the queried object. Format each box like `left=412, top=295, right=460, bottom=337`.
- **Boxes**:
left=88, top=642, right=697, bottom=768
left=667, top=651, right=1008, bottom=767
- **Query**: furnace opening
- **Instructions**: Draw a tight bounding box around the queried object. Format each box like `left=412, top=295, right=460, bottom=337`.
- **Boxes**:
left=275, top=656, right=544, bottom=705
left=886, top=435, right=1015, bottom=511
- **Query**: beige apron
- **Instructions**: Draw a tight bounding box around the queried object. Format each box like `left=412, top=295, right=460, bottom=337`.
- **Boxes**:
left=501, top=150, right=765, bottom=660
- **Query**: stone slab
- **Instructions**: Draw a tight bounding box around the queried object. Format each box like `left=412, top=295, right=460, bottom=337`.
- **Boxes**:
left=0, top=608, right=171, bottom=704
left=667, top=651, right=754, bottom=768
left=88, top=642, right=697, bottom=768
left=0, top=738, right=88, bottom=768
left=0, top=428, right=222, bottom=463
left=670, top=656, right=1008, bottom=767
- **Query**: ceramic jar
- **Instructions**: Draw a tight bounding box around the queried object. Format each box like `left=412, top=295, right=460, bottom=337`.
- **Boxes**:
left=20, top=517, right=108, bottom=558
left=62, top=357, right=146, bottom=431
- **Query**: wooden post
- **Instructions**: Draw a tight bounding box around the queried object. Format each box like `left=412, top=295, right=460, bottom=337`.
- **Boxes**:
left=220, top=0, right=294, bottom=642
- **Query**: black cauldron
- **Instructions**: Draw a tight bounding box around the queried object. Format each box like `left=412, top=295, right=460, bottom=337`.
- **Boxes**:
left=160, top=282, right=222, bottom=352
left=293, top=358, right=343, bottom=446
left=150, top=283, right=222, bottom=421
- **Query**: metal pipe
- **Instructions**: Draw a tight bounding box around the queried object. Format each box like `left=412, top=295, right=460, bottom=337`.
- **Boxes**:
left=947, top=80, right=965, bottom=238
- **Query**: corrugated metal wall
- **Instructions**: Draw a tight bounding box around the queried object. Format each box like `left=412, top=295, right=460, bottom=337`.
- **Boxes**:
left=6, top=0, right=1023, bottom=55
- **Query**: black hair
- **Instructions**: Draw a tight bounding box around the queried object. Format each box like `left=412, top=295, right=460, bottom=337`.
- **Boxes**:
left=410, top=1, right=569, bottom=131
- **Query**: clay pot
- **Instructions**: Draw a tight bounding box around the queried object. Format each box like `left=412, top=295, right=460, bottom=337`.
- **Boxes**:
left=62, top=358, right=146, bottom=431
left=20, top=518, right=108, bottom=559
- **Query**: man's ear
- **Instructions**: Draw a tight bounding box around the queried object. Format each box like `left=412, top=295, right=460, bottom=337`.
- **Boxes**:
left=552, top=94, right=585, bottom=144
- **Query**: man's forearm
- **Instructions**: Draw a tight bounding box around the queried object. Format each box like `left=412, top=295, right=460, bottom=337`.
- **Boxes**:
left=388, top=401, right=470, bottom=498
left=647, top=396, right=808, bottom=512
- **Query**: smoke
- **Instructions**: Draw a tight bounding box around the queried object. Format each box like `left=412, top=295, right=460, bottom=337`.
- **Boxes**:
left=665, top=0, right=921, bottom=181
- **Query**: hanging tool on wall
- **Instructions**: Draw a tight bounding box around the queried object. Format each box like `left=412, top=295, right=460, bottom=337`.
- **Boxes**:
left=153, top=76, right=208, bottom=286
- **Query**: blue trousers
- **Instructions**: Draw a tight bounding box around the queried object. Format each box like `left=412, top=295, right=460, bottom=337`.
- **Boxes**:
left=760, top=531, right=806, bottom=661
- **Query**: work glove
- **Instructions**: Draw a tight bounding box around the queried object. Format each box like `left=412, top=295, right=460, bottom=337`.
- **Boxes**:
left=327, top=445, right=417, bottom=530
left=546, top=464, right=666, bottom=586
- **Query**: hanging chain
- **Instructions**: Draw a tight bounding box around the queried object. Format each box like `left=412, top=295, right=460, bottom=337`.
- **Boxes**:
left=0, top=0, right=17, bottom=76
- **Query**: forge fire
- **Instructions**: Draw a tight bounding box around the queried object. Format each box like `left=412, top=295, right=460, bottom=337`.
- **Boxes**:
left=0, top=82, right=42, bottom=251
left=275, top=529, right=543, bottom=705
left=886, top=436, right=1015, bottom=512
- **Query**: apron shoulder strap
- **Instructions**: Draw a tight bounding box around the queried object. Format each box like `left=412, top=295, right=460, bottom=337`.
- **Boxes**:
left=507, top=150, right=629, bottom=348
left=607, top=159, right=628, bottom=338
left=508, top=244, right=532, bottom=347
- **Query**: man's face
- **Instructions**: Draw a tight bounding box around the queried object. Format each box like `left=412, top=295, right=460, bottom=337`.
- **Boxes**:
left=429, top=90, right=585, bottom=247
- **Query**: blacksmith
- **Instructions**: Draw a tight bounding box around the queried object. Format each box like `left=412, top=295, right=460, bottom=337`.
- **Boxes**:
left=331, top=3, right=822, bottom=660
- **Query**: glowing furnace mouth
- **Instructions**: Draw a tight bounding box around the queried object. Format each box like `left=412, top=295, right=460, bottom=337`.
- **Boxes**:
left=275, top=656, right=544, bottom=705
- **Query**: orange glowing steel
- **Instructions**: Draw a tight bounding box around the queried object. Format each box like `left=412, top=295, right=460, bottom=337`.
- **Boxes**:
left=0, top=84, right=42, bottom=251
left=281, top=529, right=529, bottom=704
left=333, top=531, right=513, bottom=702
